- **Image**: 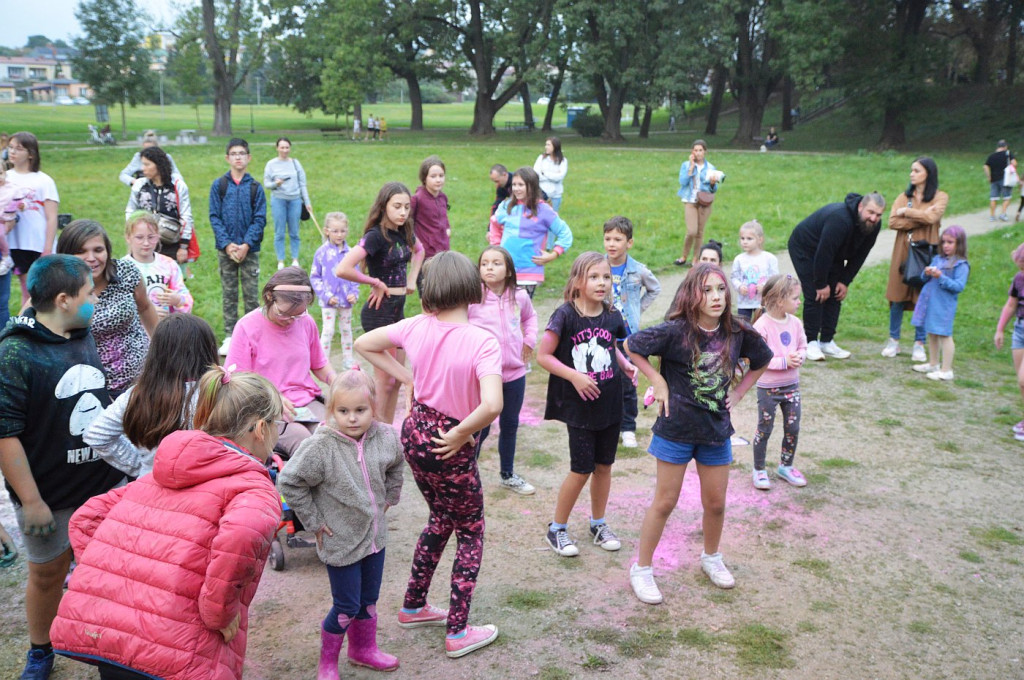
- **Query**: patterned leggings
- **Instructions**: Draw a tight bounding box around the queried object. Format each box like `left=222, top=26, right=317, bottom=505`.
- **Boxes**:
left=320, top=306, right=354, bottom=366
left=752, top=383, right=801, bottom=470
left=401, top=400, right=485, bottom=636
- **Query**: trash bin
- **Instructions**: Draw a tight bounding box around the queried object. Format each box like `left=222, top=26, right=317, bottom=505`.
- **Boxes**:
left=566, top=106, right=587, bottom=128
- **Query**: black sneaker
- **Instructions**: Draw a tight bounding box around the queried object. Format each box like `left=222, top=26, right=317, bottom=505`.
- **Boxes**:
left=589, top=523, right=622, bottom=551
left=546, top=523, right=579, bottom=557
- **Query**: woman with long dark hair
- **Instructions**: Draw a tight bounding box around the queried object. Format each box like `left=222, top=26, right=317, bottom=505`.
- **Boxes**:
left=125, top=146, right=194, bottom=262
left=533, top=136, right=568, bottom=212
left=882, top=156, right=949, bottom=361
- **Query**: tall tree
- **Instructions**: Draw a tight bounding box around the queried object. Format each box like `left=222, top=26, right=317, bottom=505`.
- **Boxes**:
left=168, top=7, right=212, bottom=128
left=729, top=0, right=783, bottom=144
left=72, top=0, right=153, bottom=138
left=949, top=0, right=1013, bottom=83
left=201, top=0, right=266, bottom=135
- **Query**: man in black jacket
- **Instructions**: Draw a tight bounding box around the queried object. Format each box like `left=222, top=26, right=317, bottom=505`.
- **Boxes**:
left=788, top=192, right=885, bottom=361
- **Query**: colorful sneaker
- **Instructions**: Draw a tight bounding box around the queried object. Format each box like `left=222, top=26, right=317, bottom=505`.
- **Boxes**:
left=912, top=363, right=938, bottom=373
left=445, top=624, right=498, bottom=658
left=590, top=523, right=621, bottom=551
left=1012, top=421, right=1024, bottom=435
left=776, top=465, right=807, bottom=487
left=805, top=341, right=825, bottom=362
left=752, top=469, right=771, bottom=490
left=499, top=473, right=536, bottom=496
left=700, top=551, right=736, bottom=589
left=546, top=524, right=579, bottom=557
left=1015, top=432, right=1024, bottom=442
left=820, top=341, right=851, bottom=359
left=397, top=603, right=448, bottom=629
left=911, top=342, right=927, bottom=363
left=926, top=370, right=954, bottom=381
left=621, top=431, right=638, bottom=448
left=629, top=562, right=663, bottom=604
left=19, top=648, right=54, bottom=680
left=880, top=338, right=900, bottom=357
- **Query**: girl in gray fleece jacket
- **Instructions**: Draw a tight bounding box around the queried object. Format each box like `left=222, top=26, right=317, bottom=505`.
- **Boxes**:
left=277, top=369, right=404, bottom=678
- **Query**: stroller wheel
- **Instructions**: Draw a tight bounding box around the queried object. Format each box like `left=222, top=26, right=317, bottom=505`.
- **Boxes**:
left=269, top=539, right=285, bottom=571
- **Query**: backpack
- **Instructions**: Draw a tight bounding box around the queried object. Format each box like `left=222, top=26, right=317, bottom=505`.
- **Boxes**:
left=216, top=174, right=261, bottom=209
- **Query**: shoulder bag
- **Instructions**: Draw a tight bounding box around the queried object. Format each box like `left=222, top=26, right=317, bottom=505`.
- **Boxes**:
left=901, top=235, right=936, bottom=287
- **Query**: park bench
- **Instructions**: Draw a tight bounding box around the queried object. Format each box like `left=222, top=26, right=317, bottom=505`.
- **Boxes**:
left=504, top=120, right=536, bottom=132
left=321, top=128, right=347, bottom=140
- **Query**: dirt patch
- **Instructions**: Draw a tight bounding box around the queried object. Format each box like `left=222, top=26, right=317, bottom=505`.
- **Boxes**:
left=2, top=212, right=1023, bottom=679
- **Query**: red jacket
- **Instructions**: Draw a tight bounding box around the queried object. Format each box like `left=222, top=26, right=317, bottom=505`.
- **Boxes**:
left=50, top=430, right=281, bottom=680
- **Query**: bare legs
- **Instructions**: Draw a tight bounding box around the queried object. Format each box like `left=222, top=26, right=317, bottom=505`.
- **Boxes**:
left=553, top=464, right=611, bottom=525
left=26, top=547, right=72, bottom=644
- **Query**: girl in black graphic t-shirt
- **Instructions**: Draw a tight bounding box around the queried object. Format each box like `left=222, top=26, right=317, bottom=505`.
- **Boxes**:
left=624, top=263, right=772, bottom=604
left=336, top=182, right=425, bottom=422
left=537, top=252, right=637, bottom=559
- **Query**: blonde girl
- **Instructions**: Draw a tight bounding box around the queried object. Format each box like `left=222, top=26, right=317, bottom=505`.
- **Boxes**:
left=278, top=370, right=404, bottom=677
left=468, top=245, right=538, bottom=494
left=751, top=275, right=808, bottom=490
left=310, top=211, right=359, bottom=366
left=537, top=252, right=636, bottom=558
left=123, top=211, right=193, bottom=317
left=51, top=367, right=283, bottom=680
left=911, top=225, right=969, bottom=381
left=995, top=242, right=1024, bottom=440
left=625, top=263, right=772, bottom=604
left=731, top=219, right=779, bottom=319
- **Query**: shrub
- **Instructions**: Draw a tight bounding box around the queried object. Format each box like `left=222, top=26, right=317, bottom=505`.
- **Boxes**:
left=571, top=111, right=604, bottom=138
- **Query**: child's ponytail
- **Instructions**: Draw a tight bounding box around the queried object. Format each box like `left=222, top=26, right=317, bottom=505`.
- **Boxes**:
left=194, top=365, right=283, bottom=443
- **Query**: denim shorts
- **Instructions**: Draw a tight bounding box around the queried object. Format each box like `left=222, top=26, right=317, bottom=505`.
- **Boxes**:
left=991, top=181, right=1012, bottom=200
left=1012, top=319, right=1024, bottom=350
left=648, top=434, right=732, bottom=466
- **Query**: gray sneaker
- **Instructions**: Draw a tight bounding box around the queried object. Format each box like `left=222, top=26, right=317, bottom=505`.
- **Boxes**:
left=499, top=473, right=536, bottom=495
left=590, top=523, right=621, bottom=551
left=546, top=524, right=579, bottom=557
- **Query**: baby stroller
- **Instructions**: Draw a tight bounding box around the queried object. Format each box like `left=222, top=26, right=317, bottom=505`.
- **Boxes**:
left=88, top=124, right=116, bottom=146
left=266, top=452, right=317, bottom=571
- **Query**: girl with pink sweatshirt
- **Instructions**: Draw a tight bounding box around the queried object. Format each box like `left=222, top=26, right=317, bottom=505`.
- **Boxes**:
left=468, top=245, right=538, bottom=495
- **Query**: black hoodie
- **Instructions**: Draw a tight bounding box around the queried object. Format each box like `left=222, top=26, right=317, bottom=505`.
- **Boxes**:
left=787, top=192, right=881, bottom=289
left=0, top=309, right=123, bottom=509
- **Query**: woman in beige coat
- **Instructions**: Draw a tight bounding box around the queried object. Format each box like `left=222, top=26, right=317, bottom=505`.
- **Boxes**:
left=882, top=156, right=948, bottom=361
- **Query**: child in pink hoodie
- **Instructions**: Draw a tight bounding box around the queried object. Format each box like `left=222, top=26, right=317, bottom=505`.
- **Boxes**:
left=468, top=245, right=538, bottom=494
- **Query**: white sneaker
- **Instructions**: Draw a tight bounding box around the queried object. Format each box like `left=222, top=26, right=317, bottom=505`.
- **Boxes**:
left=805, top=341, right=825, bottom=361
left=912, top=363, right=938, bottom=373
left=629, top=563, right=663, bottom=604
left=291, top=259, right=300, bottom=268
left=621, top=431, right=638, bottom=448
left=499, top=473, right=536, bottom=495
left=218, top=336, right=232, bottom=356
left=819, top=341, right=851, bottom=359
left=700, top=551, right=735, bottom=589
left=880, top=338, right=900, bottom=358
left=911, top=342, right=927, bottom=363
left=277, top=261, right=285, bottom=270
left=752, top=469, right=771, bottom=490
left=0, top=255, right=13, bottom=276
left=926, top=370, right=954, bottom=381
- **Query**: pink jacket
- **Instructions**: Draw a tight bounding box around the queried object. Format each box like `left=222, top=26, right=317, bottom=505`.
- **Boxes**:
left=468, top=285, right=538, bottom=382
left=50, top=430, right=281, bottom=680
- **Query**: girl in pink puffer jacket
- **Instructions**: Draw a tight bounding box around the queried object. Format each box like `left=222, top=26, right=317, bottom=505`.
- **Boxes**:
left=50, top=367, right=283, bottom=680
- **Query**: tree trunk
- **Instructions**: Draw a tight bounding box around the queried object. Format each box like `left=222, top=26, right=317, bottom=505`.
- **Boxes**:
left=202, top=0, right=233, bottom=136
left=601, top=85, right=626, bottom=141
left=732, top=86, right=769, bottom=142
left=120, top=100, right=127, bottom=140
left=354, top=102, right=363, bottom=130
left=631, top=105, right=640, bottom=128
left=522, top=83, right=534, bottom=127
left=542, top=66, right=565, bottom=132
left=879, top=106, right=905, bottom=149
left=705, top=64, right=726, bottom=136
left=639, top=105, right=652, bottom=139
left=470, top=90, right=499, bottom=135
left=781, top=76, right=794, bottom=131
left=405, top=74, right=423, bottom=130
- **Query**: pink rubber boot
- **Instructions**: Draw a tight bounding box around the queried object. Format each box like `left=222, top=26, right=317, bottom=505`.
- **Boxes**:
left=317, top=618, right=347, bottom=680
left=346, top=607, right=399, bottom=672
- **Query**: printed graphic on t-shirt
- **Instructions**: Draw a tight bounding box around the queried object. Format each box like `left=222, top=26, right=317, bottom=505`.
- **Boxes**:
left=779, top=330, right=792, bottom=347
left=143, top=272, right=171, bottom=310
left=569, top=327, right=615, bottom=381
left=691, top=341, right=728, bottom=412
left=54, top=364, right=105, bottom=442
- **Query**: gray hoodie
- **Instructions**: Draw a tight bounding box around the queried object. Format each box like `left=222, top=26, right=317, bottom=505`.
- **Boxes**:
left=277, top=421, right=403, bottom=567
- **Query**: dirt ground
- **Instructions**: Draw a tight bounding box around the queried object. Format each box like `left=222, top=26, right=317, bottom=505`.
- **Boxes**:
left=2, top=210, right=1023, bottom=680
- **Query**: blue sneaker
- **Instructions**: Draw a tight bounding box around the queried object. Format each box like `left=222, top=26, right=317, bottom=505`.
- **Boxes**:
left=20, top=648, right=54, bottom=680
left=777, top=465, right=808, bottom=487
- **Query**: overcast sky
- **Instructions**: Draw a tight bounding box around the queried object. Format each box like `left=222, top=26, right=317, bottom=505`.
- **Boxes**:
left=5, top=0, right=181, bottom=49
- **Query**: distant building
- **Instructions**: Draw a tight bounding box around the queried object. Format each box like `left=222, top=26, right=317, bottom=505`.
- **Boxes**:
left=0, top=56, right=90, bottom=103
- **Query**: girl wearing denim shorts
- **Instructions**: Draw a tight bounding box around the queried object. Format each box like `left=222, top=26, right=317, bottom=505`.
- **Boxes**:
left=994, top=242, right=1024, bottom=440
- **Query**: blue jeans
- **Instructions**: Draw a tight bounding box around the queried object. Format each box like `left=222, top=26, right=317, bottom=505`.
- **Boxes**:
left=272, top=196, right=303, bottom=261
left=323, top=548, right=386, bottom=632
left=0, top=270, right=10, bottom=322
left=550, top=196, right=562, bottom=212
left=475, top=375, right=526, bottom=476
left=889, top=301, right=925, bottom=343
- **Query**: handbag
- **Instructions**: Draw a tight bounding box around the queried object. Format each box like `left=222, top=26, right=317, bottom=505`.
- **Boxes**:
left=696, top=190, right=715, bottom=207
left=1005, top=164, right=1019, bottom=188
left=300, top=204, right=311, bottom=221
left=157, top=214, right=182, bottom=245
left=901, top=237, right=937, bottom=287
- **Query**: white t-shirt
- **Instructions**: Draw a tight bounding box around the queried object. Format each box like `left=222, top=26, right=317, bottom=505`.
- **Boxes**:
left=6, top=169, right=59, bottom=253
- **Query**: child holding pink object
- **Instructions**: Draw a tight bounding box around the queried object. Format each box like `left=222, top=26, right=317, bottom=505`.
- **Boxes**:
left=0, top=162, right=29, bottom=275
left=310, top=212, right=359, bottom=367
left=355, top=250, right=503, bottom=659
left=123, top=211, right=193, bottom=317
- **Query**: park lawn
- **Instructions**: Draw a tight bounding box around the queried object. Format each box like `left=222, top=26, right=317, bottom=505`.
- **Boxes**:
left=9, top=137, right=997, bottom=348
